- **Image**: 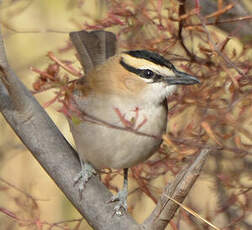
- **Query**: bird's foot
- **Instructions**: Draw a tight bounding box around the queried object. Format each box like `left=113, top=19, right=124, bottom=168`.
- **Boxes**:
left=108, top=188, right=128, bottom=216
left=74, top=161, right=96, bottom=196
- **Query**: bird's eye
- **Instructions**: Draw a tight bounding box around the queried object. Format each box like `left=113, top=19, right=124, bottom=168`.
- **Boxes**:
left=142, top=69, right=154, bottom=78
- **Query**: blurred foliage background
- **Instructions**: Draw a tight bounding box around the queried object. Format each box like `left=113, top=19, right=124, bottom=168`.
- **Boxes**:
left=0, top=0, right=251, bottom=229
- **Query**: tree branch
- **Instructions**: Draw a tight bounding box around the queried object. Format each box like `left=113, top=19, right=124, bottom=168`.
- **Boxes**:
left=141, top=148, right=211, bottom=230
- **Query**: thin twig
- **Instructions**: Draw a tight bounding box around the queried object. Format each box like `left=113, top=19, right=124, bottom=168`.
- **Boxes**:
left=198, top=15, right=246, bottom=78
left=69, top=97, right=162, bottom=140
left=177, top=0, right=213, bottom=66
left=185, top=15, right=252, bottom=28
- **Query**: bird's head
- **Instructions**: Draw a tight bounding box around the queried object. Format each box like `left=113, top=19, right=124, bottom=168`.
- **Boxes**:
left=84, top=50, right=200, bottom=106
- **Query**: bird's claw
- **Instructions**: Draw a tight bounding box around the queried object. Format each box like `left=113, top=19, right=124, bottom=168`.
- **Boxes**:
left=108, top=189, right=128, bottom=216
left=74, top=162, right=96, bottom=195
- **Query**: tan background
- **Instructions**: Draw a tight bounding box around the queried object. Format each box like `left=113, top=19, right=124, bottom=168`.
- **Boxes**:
left=0, top=0, right=251, bottom=229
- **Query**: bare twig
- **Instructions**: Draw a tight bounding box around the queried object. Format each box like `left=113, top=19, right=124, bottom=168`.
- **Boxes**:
left=69, top=98, right=161, bottom=140
left=177, top=0, right=213, bottom=66
left=141, top=148, right=211, bottom=230
left=185, top=15, right=252, bottom=28
left=198, top=15, right=246, bottom=78
left=0, top=177, right=44, bottom=202
left=178, top=0, right=194, bottom=59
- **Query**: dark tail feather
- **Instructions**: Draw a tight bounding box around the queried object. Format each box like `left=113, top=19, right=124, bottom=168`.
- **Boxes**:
left=70, top=30, right=117, bottom=74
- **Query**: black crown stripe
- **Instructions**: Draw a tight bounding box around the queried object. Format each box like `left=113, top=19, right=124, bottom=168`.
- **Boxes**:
left=120, top=59, right=141, bottom=75
left=124, top=50, right=174, bottom=69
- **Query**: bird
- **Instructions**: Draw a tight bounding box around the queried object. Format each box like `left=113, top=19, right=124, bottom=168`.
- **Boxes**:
left=68, top=30, right=200, bottom=215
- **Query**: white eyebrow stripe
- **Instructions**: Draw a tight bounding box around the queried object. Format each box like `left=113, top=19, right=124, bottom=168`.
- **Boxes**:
left=120, top=53, right=176, bottom=77
left=138, top=65, right=175, bottom=77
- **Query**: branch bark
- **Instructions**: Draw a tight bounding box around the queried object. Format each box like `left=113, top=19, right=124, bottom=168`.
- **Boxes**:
left=141, top=148, right=210, bottom=230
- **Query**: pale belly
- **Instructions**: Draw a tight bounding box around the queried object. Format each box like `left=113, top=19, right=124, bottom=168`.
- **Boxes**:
left=69, top=96, right=167, bottom=169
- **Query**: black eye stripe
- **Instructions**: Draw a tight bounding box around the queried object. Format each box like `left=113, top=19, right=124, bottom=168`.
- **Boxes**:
left=120, top=58, right=167, bottom=83
left=120, top=59, right=141, bottom=75
left=141, top=69, right=154, bottom=78
left=120, top=59, right=157, bottom=80
left=152, top=74, right=164, bottom=82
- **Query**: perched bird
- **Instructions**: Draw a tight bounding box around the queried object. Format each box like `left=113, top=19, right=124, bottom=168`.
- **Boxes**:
left=68, top=30, right=199, bottom=215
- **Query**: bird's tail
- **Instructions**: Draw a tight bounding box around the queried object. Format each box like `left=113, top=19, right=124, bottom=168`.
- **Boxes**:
left=70, top=30, right=117, bottom=74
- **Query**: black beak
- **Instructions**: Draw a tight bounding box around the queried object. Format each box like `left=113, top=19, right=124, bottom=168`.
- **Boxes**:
left=164, top=69, right=200, bottom=85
